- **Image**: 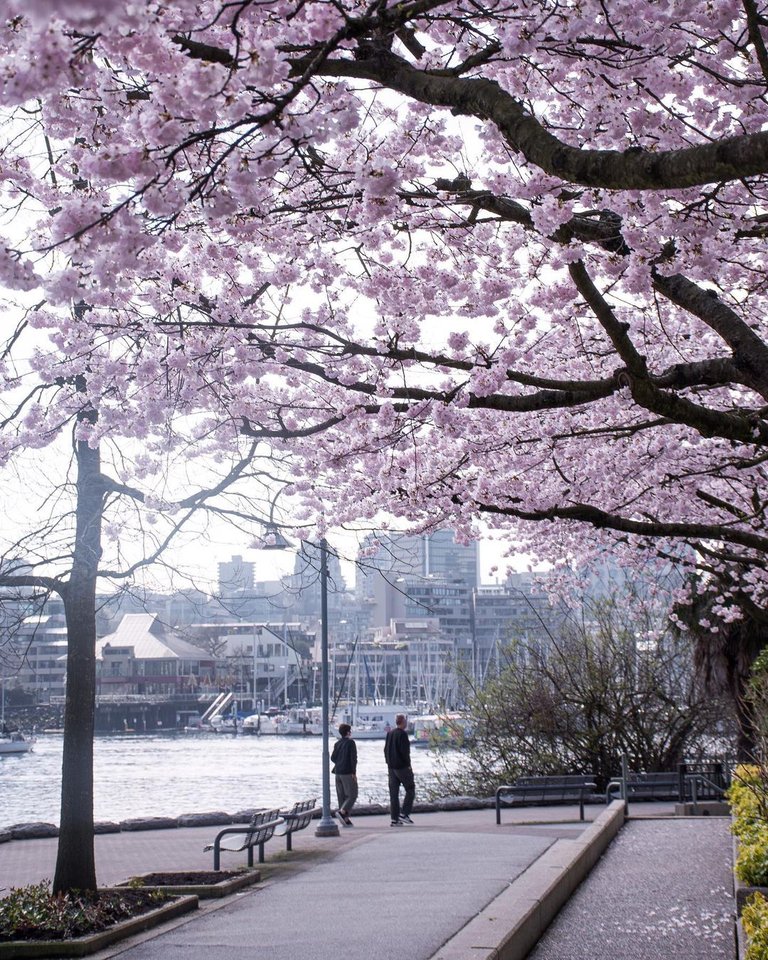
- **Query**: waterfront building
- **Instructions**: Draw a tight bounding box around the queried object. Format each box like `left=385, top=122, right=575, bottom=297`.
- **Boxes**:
left=330, top=617, right=459, bottom=709
left=95, top=613, right=215, bottom=697
left=185, top=620, right=313, bottom=708
left=473, top=574, right=565, bottom=681
left=3, top=613, right=68, bottom=701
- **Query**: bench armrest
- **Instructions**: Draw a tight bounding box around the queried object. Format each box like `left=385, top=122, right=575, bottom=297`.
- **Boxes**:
left=206, top=818, right=284, bottom=869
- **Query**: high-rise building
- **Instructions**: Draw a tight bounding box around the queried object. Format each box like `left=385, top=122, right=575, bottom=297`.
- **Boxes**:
left=356, top=529, right=478, bottom=629
left=421, top=529, right=478, bottom=586
left=217, top=555, right=255, bottom=595
left=472, top=573, right=567, bottom=682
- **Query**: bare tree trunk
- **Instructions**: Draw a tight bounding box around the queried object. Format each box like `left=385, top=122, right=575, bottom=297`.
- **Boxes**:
left=53, top=441, right=103, bottom=894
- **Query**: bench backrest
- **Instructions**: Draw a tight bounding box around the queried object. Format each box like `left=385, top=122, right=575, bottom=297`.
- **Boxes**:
left=245, top=807, right=282, bottom=845
left=515, top=785, right=587, bottom=797
left=281, top=797, right=317, bottom=832
left=515, top=775, right=595, bottom=787
left=626, top=772, right=677, bottom=783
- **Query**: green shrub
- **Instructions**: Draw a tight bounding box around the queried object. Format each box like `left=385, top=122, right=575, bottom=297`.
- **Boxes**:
left=743, top=893, right=768, bottom=960
left=730, top=766, right=768, bottom=847
left=0, top=881, right=168, bottom=943
left=737, top=842, right=768, bottom=887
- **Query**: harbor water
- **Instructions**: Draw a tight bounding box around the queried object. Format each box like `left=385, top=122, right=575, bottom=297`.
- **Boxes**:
left=0, top=733, right=455, bottom=830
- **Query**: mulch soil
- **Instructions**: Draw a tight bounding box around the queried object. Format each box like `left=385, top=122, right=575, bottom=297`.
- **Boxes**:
left=132, top=871, right=243, bottom=885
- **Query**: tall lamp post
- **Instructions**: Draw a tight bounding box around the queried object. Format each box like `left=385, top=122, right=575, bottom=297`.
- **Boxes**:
left=261, top=526, right=338, bottom=838
left=314, top=537, right=339, bottom=836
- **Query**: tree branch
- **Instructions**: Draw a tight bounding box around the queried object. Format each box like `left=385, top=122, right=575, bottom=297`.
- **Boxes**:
left=315, top=50, right=768, bottom=190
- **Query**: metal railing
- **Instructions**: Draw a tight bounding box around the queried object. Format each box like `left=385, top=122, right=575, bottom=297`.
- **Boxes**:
left=605, top=754, right=730, bottom=811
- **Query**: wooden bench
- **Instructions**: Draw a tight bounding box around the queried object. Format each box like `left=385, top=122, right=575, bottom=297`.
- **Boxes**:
left=495, top=776, right=597, bottom=823
left=205, top=808, right=284, bottom=870
left=276, top=797, right=317, bottom=851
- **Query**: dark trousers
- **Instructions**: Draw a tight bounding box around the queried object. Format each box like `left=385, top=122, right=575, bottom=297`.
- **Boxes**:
left=335, top=773, right=358, bottom=814
left=388, top=766, right=415, bottom=820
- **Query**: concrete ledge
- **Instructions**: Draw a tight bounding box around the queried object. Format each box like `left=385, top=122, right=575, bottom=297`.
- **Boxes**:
left=430, top=800, right=626, bottom=960
left=737, top=917, right=746, bottom=960
left=674, top=801, right=730, bottom=817
left=117, top=868, right=261, bottom=899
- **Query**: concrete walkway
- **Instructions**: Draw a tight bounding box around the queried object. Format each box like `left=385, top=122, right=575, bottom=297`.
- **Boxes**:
left=0, top=804, right=736, bottom=960
left=527, top=817, right=735, bottom=960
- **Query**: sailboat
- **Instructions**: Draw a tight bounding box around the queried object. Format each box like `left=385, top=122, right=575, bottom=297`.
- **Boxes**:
left=0, top=677, right=34, bottom=755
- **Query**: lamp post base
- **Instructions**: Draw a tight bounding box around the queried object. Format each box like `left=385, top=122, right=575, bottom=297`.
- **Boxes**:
left=315, top=816, right=340, bottom=837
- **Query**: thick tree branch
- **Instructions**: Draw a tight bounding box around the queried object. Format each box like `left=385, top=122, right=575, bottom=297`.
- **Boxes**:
left=0, top=574, right=65, bottom=596
left=316, top=50, right=768, bottom=190
left=475, top=499, right=768, bottom=554
left=652, top=272, right=768, bottom=401
left=569, top=260, right=768, bottom=445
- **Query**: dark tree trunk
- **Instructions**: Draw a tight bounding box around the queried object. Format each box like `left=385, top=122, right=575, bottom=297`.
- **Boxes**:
left=53, top=441, right=104, bottom=894
left=719, top=618, right=765, bottom=762
left=686, top=600, right=768, bottom=762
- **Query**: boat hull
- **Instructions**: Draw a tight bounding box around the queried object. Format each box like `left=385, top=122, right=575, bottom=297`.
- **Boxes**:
left=0, top=738, right=34, bottom=755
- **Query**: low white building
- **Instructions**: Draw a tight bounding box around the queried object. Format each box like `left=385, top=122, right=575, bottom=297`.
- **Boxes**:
left=4, top=614, right=68, bottom=701
left=95, top=613, right=215, bottom=696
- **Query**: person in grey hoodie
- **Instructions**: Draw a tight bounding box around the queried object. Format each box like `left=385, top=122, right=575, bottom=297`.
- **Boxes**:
left=331, top=723, right=358, bottom=826
left=383, top=714, right=415, bottom=826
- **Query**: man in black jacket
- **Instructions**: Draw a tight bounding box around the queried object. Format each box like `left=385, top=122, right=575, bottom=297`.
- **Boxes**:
left=383, top=714, right=415, bottom=826
left=331, top=723, right=358, bottom=826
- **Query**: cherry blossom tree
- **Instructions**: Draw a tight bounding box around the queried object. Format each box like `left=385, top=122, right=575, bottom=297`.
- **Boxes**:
left=0, top=293, right=297, bottom=892
left=2, top=0, right=768, bottom=876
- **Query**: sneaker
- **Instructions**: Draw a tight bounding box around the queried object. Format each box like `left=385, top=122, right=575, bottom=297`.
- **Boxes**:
left=340, top=813, right=353, bottom=826
left=390, top=819, right=403, bottom=827
left=399, top=814, right=414, bottom=824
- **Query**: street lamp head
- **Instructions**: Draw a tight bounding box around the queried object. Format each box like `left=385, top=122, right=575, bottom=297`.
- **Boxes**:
left=259, top=523, right=292, bottom=551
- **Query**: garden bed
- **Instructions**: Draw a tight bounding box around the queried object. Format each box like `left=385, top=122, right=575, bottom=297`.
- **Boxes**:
left=117, top=869, right=261, bottom=899
left=0, top=884, right=197, bottom=959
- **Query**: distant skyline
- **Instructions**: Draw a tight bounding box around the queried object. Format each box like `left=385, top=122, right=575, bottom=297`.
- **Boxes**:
left=201, top=533, right=539, bottom=593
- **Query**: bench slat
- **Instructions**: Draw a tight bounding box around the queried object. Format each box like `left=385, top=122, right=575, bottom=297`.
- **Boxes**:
left=278, top=797, right=317, bottom=851
left=495, top=778, right=596, bottom=824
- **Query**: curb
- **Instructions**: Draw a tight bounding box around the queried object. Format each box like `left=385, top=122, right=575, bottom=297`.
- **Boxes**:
left=115, top=868, right=262, bottom=899
left=429, top=800, right=626, bottom=960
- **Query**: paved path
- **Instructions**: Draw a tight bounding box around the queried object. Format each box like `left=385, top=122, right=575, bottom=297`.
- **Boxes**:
left=528, top=817, right=735, bottom=960
left=111, top=823, right=555, bottom=960
left=0, top=806, right=736, bottom=960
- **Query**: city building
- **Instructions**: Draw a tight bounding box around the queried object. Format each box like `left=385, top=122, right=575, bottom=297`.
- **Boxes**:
left=95, top=613, right=215, bottom=697
left=355, top=529, right=479, bottom=630
left=218, top=554, right=255, bottom=594
left=3, top=613, right=68, bottom=701
left=473, top=573, right=565, bottom=681
left=186, top=620, right=313, bottom=708
left=330, top=617, right=459, bottom=710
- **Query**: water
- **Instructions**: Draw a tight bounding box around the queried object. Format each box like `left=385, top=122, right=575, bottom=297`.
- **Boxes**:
left=0, top=733, right=453, bottom=829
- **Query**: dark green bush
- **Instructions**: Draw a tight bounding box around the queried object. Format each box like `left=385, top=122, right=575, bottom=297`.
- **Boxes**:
left=0, top=881, right=168, bottom=942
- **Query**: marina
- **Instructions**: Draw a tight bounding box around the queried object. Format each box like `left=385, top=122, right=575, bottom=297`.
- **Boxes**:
left=0, top=732, right=456, bottom=831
